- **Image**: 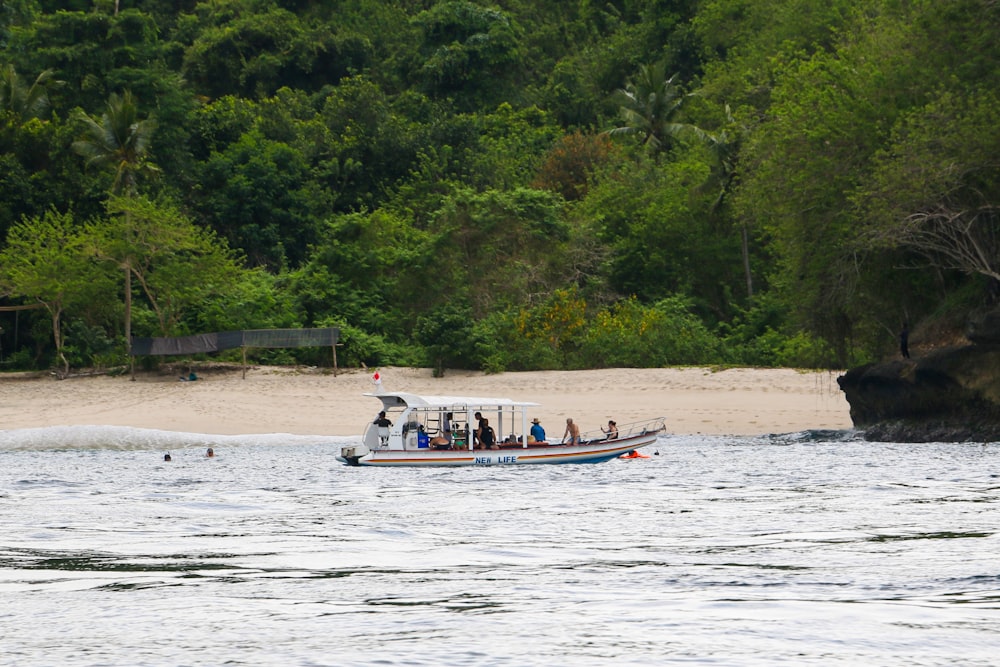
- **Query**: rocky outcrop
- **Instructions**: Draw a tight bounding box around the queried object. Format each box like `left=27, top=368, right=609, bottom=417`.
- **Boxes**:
left=838, top=344, right=1000, bottom=442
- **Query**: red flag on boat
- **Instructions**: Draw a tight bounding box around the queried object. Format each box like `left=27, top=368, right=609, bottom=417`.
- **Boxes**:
left=372, top=371, right=380, bottom=383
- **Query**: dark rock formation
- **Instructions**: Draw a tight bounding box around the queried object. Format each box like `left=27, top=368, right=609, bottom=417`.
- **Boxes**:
left=838, top=344, right=1000, bottom=442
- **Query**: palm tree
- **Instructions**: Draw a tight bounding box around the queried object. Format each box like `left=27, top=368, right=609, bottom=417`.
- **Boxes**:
left=72, top=90, right=158, bottom=377
left=72, top=90, right=157, bottom=196
left=0, top=65, right=63, bottom=122
left=607, top=61, right=704, bottom=157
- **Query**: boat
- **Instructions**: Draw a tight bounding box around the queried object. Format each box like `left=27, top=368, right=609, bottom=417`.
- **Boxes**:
left=337, top=391, right=666, bottom=467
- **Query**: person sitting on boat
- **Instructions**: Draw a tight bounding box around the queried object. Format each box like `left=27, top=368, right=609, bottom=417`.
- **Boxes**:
left=601, top=420, right=618, bottom=440
left=429, top=412, right=453, bottom=449
left=373, top=411, right=392, bottom=428
left=530, top=417, right=546, bottom=443
left=477, top=418, right=497, bottom=450
left=563, top=418, right=581, bottom=445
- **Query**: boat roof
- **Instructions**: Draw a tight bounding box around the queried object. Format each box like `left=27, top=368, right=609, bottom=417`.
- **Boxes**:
left=364, top=391, right=539, bottom=410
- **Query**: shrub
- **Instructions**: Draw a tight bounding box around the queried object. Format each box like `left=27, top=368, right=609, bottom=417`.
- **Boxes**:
left=575, top=295, right=723, bottom=367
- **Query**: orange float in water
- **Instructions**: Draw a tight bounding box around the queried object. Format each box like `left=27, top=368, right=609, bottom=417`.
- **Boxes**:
left=619, top=450, right=650, bottom=459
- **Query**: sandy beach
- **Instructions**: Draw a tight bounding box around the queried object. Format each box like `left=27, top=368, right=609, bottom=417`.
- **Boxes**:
left=0, top=366, right=852, bottom=437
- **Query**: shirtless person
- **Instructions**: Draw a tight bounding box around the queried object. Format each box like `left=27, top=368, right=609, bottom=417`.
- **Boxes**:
left=563, top=418, right=581, bottom=445
left=429, top=412, right=453, bottom=449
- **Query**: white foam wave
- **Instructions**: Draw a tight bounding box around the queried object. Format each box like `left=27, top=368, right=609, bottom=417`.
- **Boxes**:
left=0, top=425, right=352, bottom=451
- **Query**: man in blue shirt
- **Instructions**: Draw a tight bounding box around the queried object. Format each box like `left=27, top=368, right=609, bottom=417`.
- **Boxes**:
left=530, top=417, right=546, bottom=443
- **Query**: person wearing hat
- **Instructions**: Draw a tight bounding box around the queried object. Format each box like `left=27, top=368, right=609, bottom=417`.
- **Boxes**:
left=530, top=417, right=546, bottom=444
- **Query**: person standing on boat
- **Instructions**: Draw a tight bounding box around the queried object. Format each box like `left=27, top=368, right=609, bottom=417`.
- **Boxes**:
left=601, top=420, right=618, bottom=440
left=530, top=417, right=546, bottom=443
left=563, top=418, right=581, bottom=445
left=473, top=411, right=485, bottom=447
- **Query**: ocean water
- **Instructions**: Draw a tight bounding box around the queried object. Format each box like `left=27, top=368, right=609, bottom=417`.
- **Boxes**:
left=1, top=426, right=999, bottom=666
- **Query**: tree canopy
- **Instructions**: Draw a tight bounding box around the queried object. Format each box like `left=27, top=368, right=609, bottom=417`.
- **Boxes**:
left=1, top=0, right=997, bottom=373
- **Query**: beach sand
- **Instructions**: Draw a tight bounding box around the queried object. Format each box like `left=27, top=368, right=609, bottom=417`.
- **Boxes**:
left=0, top=366, right=853, bottom=437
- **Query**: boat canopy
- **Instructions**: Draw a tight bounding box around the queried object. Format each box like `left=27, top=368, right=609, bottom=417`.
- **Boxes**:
left=363, top=392, right=539, bottom=410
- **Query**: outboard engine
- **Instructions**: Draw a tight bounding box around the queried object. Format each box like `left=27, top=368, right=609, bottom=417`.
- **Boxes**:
left=339, top=445, right=368, bottom=466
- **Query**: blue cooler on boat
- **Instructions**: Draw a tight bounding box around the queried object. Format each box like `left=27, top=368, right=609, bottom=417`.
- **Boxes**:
left=417, top=432, right=430, bottom=448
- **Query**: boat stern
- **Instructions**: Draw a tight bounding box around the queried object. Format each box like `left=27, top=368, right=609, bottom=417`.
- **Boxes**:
left=337, top=444, right=371, bottom=466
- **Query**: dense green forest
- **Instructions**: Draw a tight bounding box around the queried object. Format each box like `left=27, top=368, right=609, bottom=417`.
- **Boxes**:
left=1, top=0, right=997, bottom=374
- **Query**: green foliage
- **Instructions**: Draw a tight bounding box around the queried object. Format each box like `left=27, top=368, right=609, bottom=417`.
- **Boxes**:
left=717, top=293, right=837, bottom=368
left=290, top=208, right=430, bottom=337
left=857, top=88, right=1000, bottom=281
left=467, top=103, right=562, bottom=190
left=576, top=295, right=723, bottom=368
left=575, top=150, right=744, bottom=318
left=0, top=208, right=118, bottom=374
left=8, top=9, right=165, bottom=111
left=732, top=42, right=896, bottom=363
left=192, top=128, right=320, bottom=269
left=1, top=346, right=40, bottom=372
left=0, top=64, right=62, bottom=121
left=607, top=59, right=700, bottom=157
left=428, top=186, right=570, bottom=316
left=94, top=195, right=245, bottom=337
left=692, top=0, right=854, bottom=108
left=479, top=292, right=726, bottom=372
left=317, top=316, right=415, bottom=369
left=412, top=1, right=525, bottom=109
left=187, top=267, right=297, bottom=335
left=61, top=317, right=122, bottom=369
left=509, top=287, right=589, bottom=370
left=72, top=89, right=158, bottom=196
left=1, top=0, right=998, bottom=371
left=414, top=301, right=476, bottom=376
left=180, top=4, right=372, bottom=99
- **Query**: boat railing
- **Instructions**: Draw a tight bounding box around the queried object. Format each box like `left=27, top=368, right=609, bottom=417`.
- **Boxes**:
left=576, top=417, right=666, bottom=444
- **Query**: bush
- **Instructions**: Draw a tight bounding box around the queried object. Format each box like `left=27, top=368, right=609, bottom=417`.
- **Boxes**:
left=718, top=294, right=838, bottom=368
left=62, top=319, right=121, bottom=369
left=575, top=295, right=724, bottom=367
left=317, top=317, right=419, bottom=369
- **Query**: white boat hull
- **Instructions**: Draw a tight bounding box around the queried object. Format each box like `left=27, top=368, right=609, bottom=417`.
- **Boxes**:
left=338, top=431, right=661, bottom=467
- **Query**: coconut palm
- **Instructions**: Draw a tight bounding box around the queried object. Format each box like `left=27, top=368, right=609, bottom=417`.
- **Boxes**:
left=72, top=90, right=158, bottom=376
left=0, top=65, right=62, bottom=122
left=72, top=90, right=158, bottom=197
left=607, top=61, right=704, bottom=157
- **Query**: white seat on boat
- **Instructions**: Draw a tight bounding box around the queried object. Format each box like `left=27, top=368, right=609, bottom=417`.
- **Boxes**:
left=377, top=426, right=390, bottom=447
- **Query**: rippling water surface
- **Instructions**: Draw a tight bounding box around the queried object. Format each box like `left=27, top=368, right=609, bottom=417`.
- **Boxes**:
left=2, top=426, right=999, bottom=666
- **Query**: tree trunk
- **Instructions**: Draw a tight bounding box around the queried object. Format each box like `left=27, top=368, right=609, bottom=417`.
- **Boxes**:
left=741, top=223, right=753, bottom=298
left=125, top=263, right=133, bottom=380
left=51, top=306, right=68, bottom=379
